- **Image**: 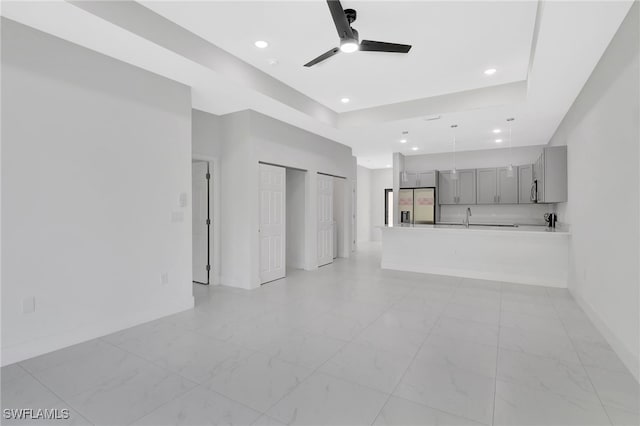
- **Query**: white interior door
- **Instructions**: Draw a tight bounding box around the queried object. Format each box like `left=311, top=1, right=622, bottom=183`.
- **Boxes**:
left=192, top=161, right=209, bottom=283
left=259, top=164, right=286, bottom=284
left=317, top=174, right=334, bottom=267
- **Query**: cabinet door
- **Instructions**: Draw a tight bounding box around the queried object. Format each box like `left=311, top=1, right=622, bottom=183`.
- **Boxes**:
left=476, top=168, right=497, bottom=204
left=534, top=152, right=545, bottom=203
left=497, top=167, right=518, bottom=204
left=457, top=169, right=477, bottom=205
left=399, top=172, right=417, bottom=188
left=438, top=171, right=456, bottom=205
left=417, top=171, right=436, bottom=187
left=518, top=165, right=533, bottom=204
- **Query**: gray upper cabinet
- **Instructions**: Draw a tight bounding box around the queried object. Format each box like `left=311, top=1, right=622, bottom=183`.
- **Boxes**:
left=438, top=171, right=456, bottom=204
left=417, top=171, right=437, bottom=187
left=477, top=168, right=497, bottom=204
left=399, top=172, right=417, bottom=188
left=439, top=169, right=476, bottom=205
left=533, top=146, right=568, bottom=203
left=457, top=169, right=477, bottom=204
left=497, top=167, right=518, bottom=204
left=518, top=164, right=533, bottom=204
left=401, top=170, right=437, bottom=188
left=476, top=167, right=518, bottom=204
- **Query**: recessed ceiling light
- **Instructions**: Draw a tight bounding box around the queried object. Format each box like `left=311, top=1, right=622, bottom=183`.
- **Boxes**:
left=254, top=40, right=269, bottom=49
left=484, top=68, right=497, bottom=75
left=492, top=128, right=501, bottom=134
left=400, top=139, right=407, bottom=144
left=340, top=97, right=350, bottom=104
left=386, top=164, right=392, bottom=168
left=495, top=139, right=503, bottom=143
left=411, top=147, right=419, bottom=151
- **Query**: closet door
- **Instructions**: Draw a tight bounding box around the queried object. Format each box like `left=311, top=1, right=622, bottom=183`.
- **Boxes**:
left=259, top=164, right=286, bottom=284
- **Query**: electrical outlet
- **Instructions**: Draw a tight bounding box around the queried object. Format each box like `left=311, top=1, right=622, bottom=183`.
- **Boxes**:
left=161, top=273, right=169, bottom=286
left=23, top=297, right=35, bottom=314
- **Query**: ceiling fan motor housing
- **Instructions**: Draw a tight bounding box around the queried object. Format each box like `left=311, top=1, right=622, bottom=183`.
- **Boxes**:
left=344, top=8, right=357, bottom=24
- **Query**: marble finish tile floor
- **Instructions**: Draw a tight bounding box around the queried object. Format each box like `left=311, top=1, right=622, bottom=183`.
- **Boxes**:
left=1, top=244, right=638, bottom=425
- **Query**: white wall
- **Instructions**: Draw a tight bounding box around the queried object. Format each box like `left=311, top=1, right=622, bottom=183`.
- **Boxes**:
left=191, top=109, right=356, bottom=289
left=1, top=20, right=194, bottom=365
left=286, top=169, right=306, bottom=269
left=356, top=166, right=371, bottom=243
left=548, top=4, right=639, bottom=380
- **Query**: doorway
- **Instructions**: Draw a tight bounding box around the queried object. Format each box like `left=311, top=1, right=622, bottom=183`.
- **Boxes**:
left=286, top=169, right=306, bottom=270
left=192, top=160, right=210, bottom=285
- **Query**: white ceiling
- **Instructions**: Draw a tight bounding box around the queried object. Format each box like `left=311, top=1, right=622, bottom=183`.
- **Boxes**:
left=2, top=1, right=634, bottom=169
left=142, top=1, right=537, bottom=112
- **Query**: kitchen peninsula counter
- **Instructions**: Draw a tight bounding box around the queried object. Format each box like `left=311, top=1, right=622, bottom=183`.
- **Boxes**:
left=380, top=223, right=570, bottom=287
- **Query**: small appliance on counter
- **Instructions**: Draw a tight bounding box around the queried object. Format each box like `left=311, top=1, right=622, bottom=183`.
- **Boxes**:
left=544, top=212, right=558, bottom=228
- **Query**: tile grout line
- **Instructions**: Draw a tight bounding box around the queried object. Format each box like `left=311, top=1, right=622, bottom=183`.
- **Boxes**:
left=250, top=284, right=411, bottom=424
left=15, top=362, right=96, bottom=425
left=545, top=288, right=616, bottom=426
left=369, top=281, right=461, bottom=425
left=490, top=283, right=504, bottom=426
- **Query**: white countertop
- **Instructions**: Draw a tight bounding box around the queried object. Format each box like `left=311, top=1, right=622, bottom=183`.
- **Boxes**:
left=380, top=223, right=571, bottom=236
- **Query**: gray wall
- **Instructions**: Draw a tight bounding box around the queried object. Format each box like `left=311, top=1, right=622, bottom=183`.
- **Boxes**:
left=549, top=3, right=639, bottom=380
left=1, top=19, right=194, bottom=365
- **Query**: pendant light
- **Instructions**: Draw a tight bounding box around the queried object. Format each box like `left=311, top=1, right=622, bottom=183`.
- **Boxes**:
left=451, top=124, right=459, bottom=180
left=506, top=118, right=515, bottom=177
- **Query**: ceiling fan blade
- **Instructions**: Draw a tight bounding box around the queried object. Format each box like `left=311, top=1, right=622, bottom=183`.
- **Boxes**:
left=327, top=0, right=354, bottom=41
left=360, top=40, right=412, bottom=53
left=304, top=47, right=340, bottom=67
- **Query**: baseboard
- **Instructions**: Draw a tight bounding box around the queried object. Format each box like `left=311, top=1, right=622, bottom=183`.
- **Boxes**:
left=381, top=262, right=567, bottom=288
left=571, top=290, right=639, bottom=382
left=1, top=296, right=194, bottom=367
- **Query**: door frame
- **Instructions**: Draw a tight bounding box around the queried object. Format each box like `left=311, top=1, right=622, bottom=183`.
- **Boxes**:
left=192, top=154, right=220, bottom=285
left=192, top=160, right=211, bottom=285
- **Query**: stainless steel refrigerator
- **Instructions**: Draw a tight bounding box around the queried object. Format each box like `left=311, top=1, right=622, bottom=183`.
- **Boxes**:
left=398, top=187, right=436, bottom=224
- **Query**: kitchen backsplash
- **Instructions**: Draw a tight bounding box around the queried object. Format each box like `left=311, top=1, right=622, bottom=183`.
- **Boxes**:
left=440, top=203, right=556, bottom=226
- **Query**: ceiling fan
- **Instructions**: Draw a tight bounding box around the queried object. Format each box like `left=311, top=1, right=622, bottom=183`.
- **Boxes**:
left=304, top=0, right=412, bottom=67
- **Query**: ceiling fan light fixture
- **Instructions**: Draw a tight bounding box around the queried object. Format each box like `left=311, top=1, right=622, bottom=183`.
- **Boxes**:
left=340, top=40, right=359, bottom=53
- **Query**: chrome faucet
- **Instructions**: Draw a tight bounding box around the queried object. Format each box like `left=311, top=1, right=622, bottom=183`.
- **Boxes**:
left=464, top=207, right=472, bottom=228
